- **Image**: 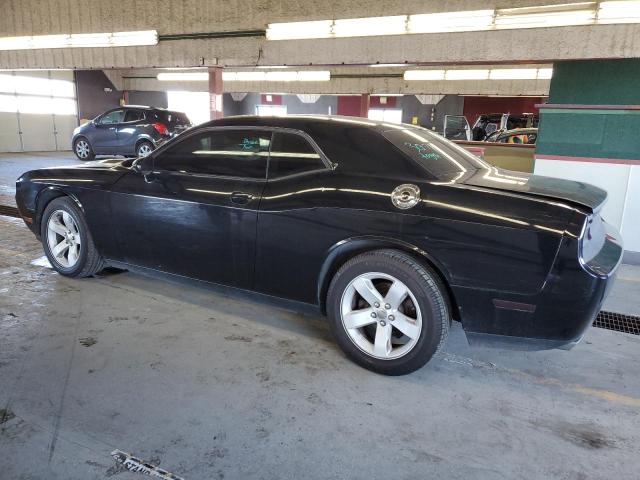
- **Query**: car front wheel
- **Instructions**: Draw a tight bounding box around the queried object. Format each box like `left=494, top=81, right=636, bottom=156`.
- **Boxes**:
left=73, top=138, right=95, bottom=161
left=41, top=197, right=104, bottom=277
left=327, top=249, right=449, bottom=375
left=136, top=140, right=154, bottom=157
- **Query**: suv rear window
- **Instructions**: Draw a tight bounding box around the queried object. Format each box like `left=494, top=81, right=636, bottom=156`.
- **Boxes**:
left=154, top=110, right=191, bottom=127
left=382, top=127, right=489, bottom=180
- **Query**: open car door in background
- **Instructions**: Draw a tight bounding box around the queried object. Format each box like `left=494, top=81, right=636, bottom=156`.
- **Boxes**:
left=443, top=115, right=471, bottom=141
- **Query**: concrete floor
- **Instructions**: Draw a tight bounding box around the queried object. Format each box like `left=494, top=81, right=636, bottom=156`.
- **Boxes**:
left=1, top=214, right=640, bottom=479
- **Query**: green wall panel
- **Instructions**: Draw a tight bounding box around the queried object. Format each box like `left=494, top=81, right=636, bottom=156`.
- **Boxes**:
left=549, top=59, right=640, bottom=106
left=537, top=110, right=640, bottom=160
left=538, top=59, right=640, bottom=160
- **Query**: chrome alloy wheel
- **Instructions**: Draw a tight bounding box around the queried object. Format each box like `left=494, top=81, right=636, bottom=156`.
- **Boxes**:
left=340, top=272, right=422, bottom=360
left=47, top=210, right=81, bottom=268
left=75, top=140, right=90, bottom=159
left=137, top=143, right=153, bottom=157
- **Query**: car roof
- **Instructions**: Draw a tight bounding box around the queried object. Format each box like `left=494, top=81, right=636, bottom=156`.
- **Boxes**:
left=200, top=114, right=418, bottom=132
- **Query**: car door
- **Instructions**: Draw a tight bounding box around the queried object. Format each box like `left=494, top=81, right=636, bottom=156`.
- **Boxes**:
left=443, top=115, right=471, bottom=140
left=109, top=127, right=272, bottom=289
left=92, top=109, right=124, bottom=153
left=116, top=109, right=146, bottom=152
left=253, top=130, right=333, bottom=301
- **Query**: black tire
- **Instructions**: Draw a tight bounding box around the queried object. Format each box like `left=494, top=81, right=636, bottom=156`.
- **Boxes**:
left=40, top=197, right=104, bottom=278
left=73, top=137, right=95, bottom=161
left=327, top=249, right=449, bottom=375
left=136, top=140, right=154, bottom=158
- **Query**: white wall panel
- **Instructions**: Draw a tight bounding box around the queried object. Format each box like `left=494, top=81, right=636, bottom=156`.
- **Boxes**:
left=54, top=115, right=77, bottom=150
left=534, top=159, right=630, bottom=229
left=534, top=158, right=639, bottom=253
left=620, top=166, right=640, bottom=252
left=0, top=112, right=22, bottom=152
left=19, top=114, right=57, bottom=151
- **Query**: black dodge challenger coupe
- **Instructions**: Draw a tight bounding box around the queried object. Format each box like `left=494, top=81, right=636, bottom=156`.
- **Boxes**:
left=15, top=115, right=623, bottom=375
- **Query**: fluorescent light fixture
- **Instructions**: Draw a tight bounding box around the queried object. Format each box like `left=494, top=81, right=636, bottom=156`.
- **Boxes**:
left=333, top=15, right=407, bottom=37
left=266, top=2, right=640, bottom=41
left=406, top=67, right=552, bottom=81
left=446, top=69, right=489, bottom=80
left=234, top=71, right=266, bottom=81
left=489, top=68, right=539, bottom=79
left=296, top=70, right=330, bottom=81
left=404, top=70, right=445, bottom=80
left=222, top=71, right=330, bottom=82
left=495, top=3, right=596, bottom=29
left=598, top=1, right=640, bottom=23
left=157, top=72, right=208, bottom=81
left=266, top=20, right=333, bottom=40
left=409, top=10, right=494, bottom=33
left=0, top=30, right=157, bottom=50
left=537, top=68, right=553, bottom=79
left=264, top=71, right=298, bottom=81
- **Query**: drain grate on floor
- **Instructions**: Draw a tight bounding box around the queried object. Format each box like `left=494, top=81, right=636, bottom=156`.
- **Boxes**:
left=594, top=310, right=640, bottom=335
left=0, top=205, right=20, bottom=218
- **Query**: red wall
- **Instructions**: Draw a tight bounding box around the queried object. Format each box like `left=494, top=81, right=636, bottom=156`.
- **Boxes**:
left=370, top=96, right=397, bottom=108
left=260, top=94, right=282, bottom=105
left=336, top=96, right=363, bottom=116
left=463, top=96, right=543, bottom=125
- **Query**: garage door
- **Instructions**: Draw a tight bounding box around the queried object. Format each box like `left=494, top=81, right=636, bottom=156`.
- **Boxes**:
left=0, top=70, right=78, bottom=152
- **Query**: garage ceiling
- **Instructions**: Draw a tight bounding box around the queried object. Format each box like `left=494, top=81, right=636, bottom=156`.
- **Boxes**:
left=2, top=0, right=640, bottom=69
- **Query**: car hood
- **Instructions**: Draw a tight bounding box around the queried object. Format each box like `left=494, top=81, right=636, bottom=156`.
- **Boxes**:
left=461, top=168, right=607, bottom=213
left=74, top=158, right=130, bottom=169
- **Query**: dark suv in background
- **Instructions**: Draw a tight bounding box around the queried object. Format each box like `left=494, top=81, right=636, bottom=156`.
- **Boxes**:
left=72, top=106, right=192, bottom=160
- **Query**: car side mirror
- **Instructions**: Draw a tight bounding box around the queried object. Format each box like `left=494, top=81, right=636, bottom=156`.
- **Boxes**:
left=132, top=156, right=153, bottom=174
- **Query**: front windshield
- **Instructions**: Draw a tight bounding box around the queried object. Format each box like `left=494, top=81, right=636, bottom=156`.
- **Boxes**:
left=382, top=127, right=490, bottom=181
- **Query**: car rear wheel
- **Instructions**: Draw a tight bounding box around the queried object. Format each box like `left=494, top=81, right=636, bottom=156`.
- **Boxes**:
left=41, top=197, right=104, bottom=277
left=327, top=249, right=449, bottom=375
left=74, top=138, right=95, bottom=161
left=136, top=140, right=154, bottom=157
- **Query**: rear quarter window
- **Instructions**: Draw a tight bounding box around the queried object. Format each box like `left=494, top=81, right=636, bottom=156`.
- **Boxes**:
left=308, top=125, right=417, bottom=177
left=268, top=132, right=325, bottom=178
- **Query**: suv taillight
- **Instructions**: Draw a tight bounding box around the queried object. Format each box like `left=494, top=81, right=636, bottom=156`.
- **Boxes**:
left=153, top=122, right=168, bottom=136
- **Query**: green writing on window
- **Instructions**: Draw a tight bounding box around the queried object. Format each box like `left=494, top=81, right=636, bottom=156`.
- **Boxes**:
left=404, top=142, right=440, bottom=161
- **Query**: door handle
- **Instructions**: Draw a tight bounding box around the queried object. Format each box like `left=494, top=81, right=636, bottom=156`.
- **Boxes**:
left=230, top=192, right=253, bottom=205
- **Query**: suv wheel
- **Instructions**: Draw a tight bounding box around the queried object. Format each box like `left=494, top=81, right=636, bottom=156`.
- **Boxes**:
left=74, top=138, right=95, bottom=161
left=136, top=141, right=154, bottom=157
left=327, top=249, right=449, bottom=375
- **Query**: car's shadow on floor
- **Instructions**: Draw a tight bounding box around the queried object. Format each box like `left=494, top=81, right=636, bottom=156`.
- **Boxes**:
left=92, top=266, right=335, bottom=345
left=89, top=265, right=475, bottom=384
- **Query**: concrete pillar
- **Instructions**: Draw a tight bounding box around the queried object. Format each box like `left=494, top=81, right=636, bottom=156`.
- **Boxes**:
left=359, top=93, right=370, bottom=118
left=208, top=67, right=224, bottom=120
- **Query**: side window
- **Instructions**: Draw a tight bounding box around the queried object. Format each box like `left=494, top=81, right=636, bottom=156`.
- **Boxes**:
left=268, top=132, right=325, bottom=178
left=99, top=109, right=124, bottom=125
left=124, top=110, right=145, bottom=122
left=154, top=129, right=271, bottom=178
